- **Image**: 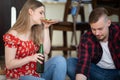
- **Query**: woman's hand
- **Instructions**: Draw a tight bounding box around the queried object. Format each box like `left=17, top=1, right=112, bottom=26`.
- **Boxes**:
left=30, top=53, right=44, bottom=64
left=41, top=19, right=59, bottom=28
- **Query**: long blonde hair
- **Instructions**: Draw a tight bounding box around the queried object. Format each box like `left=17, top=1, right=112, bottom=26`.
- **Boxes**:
left=9, top=0, right=44, bottom=34
left=31, top=24, right=44, bottom=46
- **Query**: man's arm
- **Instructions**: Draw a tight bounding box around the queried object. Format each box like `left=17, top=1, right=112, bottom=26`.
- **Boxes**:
left=76, top=32, right=92, bottom=80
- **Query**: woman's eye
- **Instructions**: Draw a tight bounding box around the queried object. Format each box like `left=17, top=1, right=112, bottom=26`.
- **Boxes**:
left=40, top=12, right=42, bottom=14
left=40, top=11, right=45, bottom=15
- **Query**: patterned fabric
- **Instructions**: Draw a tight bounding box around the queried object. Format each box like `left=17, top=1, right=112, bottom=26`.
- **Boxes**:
left=3, top=33, right=39, bottom=79
left=76, top=24, right=120, bottom=77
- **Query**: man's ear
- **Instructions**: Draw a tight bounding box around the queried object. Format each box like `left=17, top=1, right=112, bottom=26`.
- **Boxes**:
left=107, top=19, right=111, bottom=27
left=28, top=8, right=33, bottom=15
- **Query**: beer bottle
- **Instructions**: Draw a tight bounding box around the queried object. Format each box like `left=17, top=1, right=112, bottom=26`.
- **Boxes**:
left=36, top=44, right=44, bottom=73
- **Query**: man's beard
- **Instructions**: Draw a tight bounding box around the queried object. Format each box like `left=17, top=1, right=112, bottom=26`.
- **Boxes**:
left=97, top=35, right=106, bottom=41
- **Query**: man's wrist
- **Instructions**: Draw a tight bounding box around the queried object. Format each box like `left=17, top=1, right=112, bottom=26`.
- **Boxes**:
left=76, top=74, right=87, bottom=80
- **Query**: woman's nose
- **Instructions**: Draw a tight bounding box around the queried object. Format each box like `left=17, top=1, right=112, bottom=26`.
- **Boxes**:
left=41, top=15, right=45, bottom=19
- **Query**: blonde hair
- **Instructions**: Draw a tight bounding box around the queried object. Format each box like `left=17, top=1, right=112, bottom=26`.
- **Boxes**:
left=31, top=24, right=44, bottom=46
left=89, top=7, right=109, bottom=24
left=9, top=0, right=44, bottom=34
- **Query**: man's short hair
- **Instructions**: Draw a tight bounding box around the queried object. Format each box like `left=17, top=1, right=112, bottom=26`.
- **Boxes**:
left=89, top=7, right=109, bottom=24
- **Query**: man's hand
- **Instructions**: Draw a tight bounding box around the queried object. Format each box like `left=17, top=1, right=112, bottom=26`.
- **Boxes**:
left=76, top=74, right=87, bottom=80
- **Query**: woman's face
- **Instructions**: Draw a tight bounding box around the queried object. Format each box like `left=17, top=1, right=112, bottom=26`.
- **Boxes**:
left=29, top=6, right=45, bottom=24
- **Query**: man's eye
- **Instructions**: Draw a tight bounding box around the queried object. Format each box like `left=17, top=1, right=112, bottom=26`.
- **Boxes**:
left=91, top=28, right=95, bottom=31
left=98, top=28, right=103, bottom=30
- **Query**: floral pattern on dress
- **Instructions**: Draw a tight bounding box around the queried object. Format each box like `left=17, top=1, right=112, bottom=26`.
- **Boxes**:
left=3, top=33, right=40, bottom=79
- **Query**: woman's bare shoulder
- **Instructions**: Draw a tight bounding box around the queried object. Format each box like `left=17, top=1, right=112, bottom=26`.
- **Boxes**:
left=8, top=30, right=18, bottom=36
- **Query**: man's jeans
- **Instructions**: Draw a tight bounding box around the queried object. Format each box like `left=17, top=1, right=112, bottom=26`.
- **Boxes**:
left=20, top=56, right=67, bottom=80
left=67, top=57, right=120, bottom=80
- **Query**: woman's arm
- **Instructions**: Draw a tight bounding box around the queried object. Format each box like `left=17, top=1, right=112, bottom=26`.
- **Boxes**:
left=5, top=46, right=32, bottom=69
left=5, top=46, right=41, bottom=69
left=43, top=28, right=51, bottom=54
left=42, top=19, right=58, bottom=54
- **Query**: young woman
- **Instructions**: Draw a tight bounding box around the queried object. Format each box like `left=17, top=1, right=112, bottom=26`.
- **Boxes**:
left=3, top=0, right=66, bottom=80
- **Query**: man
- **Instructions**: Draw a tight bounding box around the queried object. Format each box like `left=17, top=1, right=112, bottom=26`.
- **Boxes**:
left=67, top=7, right=120, bottom=80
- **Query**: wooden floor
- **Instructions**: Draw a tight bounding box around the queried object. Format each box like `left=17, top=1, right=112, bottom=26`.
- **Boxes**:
left=0, top=75, right=70, bottom=80
left=0, top=75, right=6, bottom=80
left=0, top=60, right=5, bottom=80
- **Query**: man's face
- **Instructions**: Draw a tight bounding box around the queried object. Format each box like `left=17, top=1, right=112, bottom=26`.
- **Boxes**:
left=90, top=16, right=111, bottom=42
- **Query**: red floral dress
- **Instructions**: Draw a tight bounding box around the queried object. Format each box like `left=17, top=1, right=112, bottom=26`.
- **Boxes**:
left=3, top=33, right=40, bottom=79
